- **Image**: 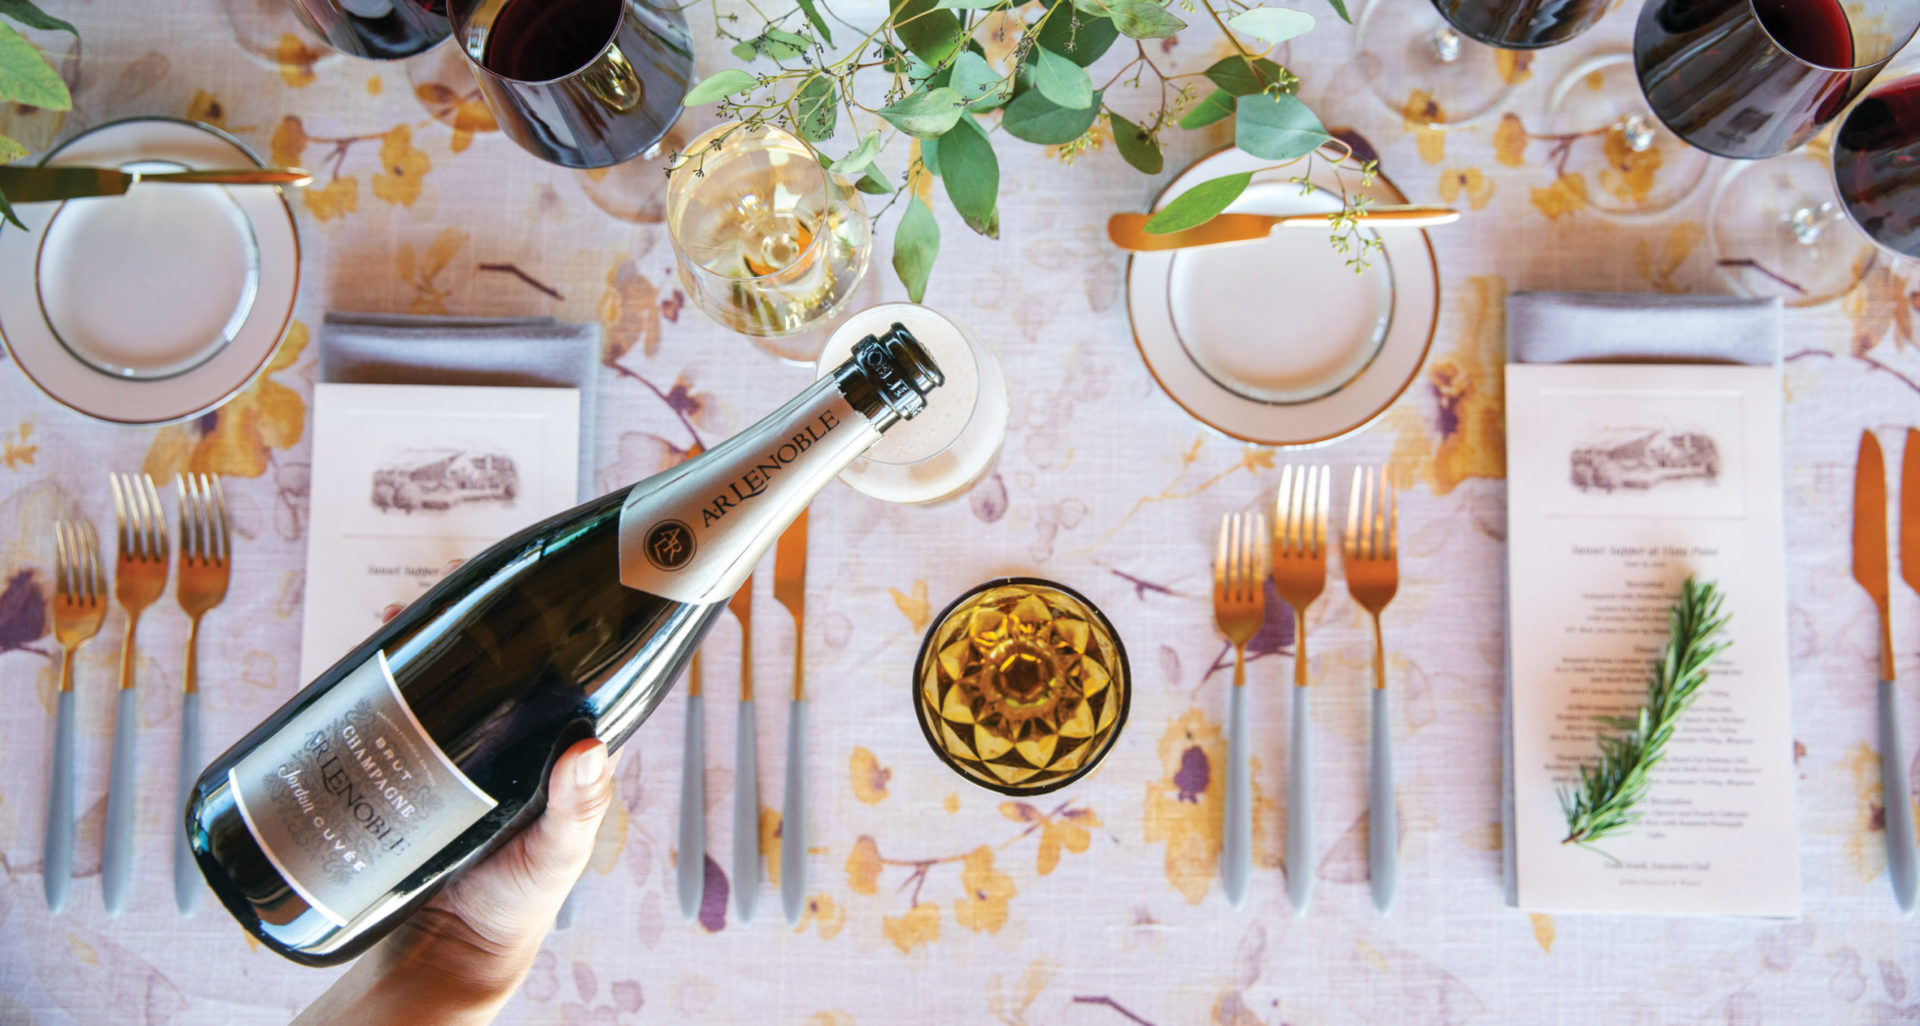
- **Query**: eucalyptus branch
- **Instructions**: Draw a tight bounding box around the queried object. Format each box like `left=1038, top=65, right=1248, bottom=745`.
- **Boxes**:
left=1560, top=578, right=1733, bottom=857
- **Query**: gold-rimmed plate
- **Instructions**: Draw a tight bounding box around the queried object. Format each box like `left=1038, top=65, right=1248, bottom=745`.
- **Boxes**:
left=1126, top=148, right=1438, bottom=447
left=0, top=116, right=299, bottom=425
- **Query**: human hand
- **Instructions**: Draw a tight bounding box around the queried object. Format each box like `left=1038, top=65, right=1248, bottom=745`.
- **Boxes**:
left=295, top=739, right=619, bottom=1026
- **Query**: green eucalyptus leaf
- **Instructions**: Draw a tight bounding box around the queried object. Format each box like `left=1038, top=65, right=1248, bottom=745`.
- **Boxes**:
left=0, top=0, right=75, bottom=35
left=1110, top=113, right=1162, bottom=174
left=1036, top=7, right=1118, bottom=65
left=920, top=133, right=941, bottom=175
left=893, top=195, right=940, bottom=303
left=1143, top=172, right=1252, bottom=234
left=0, top=132, right=25, bottom=163
left=831, top=131, right=884, bottom=177
left=856, top=170, right=895, bottom=194
left=794, top=76, right=838, bottom=141
left=1203, top=56, right=1290, bottom=96
left=1324, top=0, right=1351, bottom=23
left=0, top=187, right=18, bottom=229
left=1001, top=87, right=1103, bottom=145
left=892, top=0, right=965, bottom=65
left=936, top=0, right=1007, bottom=7
left=1227, top=6, right=1315, bottom=43
left=1031, top=45, right=1092, bottom=110
left=0, top=23, right=66, bottom=110
left=1234, top=91, right=1331, bottom=160
left=682, top=68, right=758, bottom=106
left=1068, top=0, right=1113, bottom=14
left=767, top=27, right=812, bottom=49
left=949, top=51, right=1011, bottom=111
left=938, top=114, right=999, bottom=237
left=730, top=40, right=757, bottom=61
left=879, top=86, right=965, bottom=138
left=1108, top=0, right=1184, bottom=39
left=1179, top=88, right=1235, bottom=128
left=794, top=0, right=834, bottom=45
left=737, top=30, right=805, bottom=60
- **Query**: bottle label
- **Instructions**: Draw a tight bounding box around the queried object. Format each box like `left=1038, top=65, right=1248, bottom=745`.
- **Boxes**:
left=619, top=389, right=872, bottom=604
left=227, top=652, right=496, bottom=927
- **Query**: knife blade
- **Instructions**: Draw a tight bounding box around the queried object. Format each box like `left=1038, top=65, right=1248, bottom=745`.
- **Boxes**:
left=729, top=577, right=759, bottom=923
left=773, top=510, right=809, bottom=925
left=0, top=166, right=312, bottom=203
left=1854, top=429, right=1915, bottom=913
left=1855, top=431, right=1892, bottom=676
left=1902, top=428, right=1920, bottom=597
left=1107, top=207, right=1460, bottom=252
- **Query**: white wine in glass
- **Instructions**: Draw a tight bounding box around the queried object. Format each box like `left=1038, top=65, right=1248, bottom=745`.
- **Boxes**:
left=668, top=123, right=871, bottom=342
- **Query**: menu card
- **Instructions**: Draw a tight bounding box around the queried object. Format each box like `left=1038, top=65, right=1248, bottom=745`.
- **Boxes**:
left=1505, top=362, right=1799, bottom=916
left=298, top=383, right=580, bottom=682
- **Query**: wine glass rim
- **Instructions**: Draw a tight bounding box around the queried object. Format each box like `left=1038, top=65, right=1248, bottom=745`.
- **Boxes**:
left=667, top=122, right=835, bottom=285
left=1828, top=87, right=1920, bottom=266
left=1744, top=0, right=1920, bottom=73
left=452, top=0, right=631, bottom=85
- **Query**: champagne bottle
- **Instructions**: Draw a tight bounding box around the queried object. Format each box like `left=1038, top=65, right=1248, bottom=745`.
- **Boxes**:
left=186, top=325, right=942, bottom=966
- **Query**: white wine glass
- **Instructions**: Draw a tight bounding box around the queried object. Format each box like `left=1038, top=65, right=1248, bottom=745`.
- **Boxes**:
left=667, top=123, right=872, bottom=357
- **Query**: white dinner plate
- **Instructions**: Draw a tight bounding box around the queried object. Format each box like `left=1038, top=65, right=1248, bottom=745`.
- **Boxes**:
left=0, top=116, right=300, bottom=425
left=1127, top=148, right=1439, bottom=447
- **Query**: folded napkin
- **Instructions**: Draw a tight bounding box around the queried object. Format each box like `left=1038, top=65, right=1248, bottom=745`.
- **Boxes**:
left=317, top=312, right=603, bottom=499
left=1499, top=291, right=1782, bottom=905
left=1506, top=291, right=1783, bottom=366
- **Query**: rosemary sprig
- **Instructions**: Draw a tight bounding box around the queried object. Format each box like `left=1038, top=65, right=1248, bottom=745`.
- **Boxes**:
left=1559, top=577, right=1732, bottom=856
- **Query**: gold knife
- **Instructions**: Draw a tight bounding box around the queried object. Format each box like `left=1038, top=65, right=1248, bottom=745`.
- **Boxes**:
left=729, top=575, right=759, bottom=922
left=0, top=166, right=313, bottom=203
left=773, top=509, right=809, bottom=926
left=1107, top=208, right=1460, bottom=252
left=1854, top=429, right=1916, bottom=913
left=1903, top=428, right=1920, bottom=598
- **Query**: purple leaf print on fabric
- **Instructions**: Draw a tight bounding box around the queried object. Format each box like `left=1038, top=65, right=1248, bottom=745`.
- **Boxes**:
left=970, top=471, right=1008, bottom=522
left=1204, top=580, right=1295, bottom=682
left=611, top=979, right=645, bottom=1013
left=0, top=569, right=47, bottom=653
left=698, top=854, right=729, bottom=932
left=1173, top=745, right=1209, bottom=803
left=573, top=962, right=598, bottom=1003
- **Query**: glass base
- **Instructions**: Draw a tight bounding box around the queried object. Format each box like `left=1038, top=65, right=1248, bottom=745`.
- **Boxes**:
left=1544, top=52, right=1711, bottom=218
left=218, top=0, right=339, bottom=72
left=1353, top=0, right=1516, bottom=128
left=1709, top=153, right=1875, bottom=307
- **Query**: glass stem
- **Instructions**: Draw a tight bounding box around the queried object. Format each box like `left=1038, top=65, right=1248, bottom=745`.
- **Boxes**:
left=1429, top=26, right=1462, bottom=63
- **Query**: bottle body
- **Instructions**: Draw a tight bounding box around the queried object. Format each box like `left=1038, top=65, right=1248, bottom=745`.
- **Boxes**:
left=187, top=327, right=941, bottom=965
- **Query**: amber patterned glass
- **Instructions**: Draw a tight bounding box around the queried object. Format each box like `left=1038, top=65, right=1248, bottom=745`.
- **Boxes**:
left=913, top=578, right=1130, bottom=796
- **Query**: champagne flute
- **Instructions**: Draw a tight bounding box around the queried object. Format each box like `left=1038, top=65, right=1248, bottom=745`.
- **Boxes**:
left=667, top=123, right=873, bottom=351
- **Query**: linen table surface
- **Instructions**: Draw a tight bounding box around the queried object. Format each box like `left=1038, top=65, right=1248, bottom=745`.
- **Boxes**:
left=0, top=1, right=1916, bottom=1022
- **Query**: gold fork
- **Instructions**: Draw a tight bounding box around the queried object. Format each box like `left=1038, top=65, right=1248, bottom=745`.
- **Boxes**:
left=173, top=473, right=229, bottom=915
left=1214, top=511, right=1267, bottom=909
left=104, top=472, right=169, bottom=917
left=1345, top=466, right=1400, bottom=915
left=45, top=518, right=105, bottom=914
left=1273, top=463, right=1330, bottom=913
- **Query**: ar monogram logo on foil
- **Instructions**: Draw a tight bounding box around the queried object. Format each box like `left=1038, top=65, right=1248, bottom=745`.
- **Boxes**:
left=644, top=519, right=696, bottom=571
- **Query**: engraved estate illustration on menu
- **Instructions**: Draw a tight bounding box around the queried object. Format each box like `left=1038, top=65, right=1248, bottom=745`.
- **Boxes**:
left=1506, top=363, right=1800, bottom=916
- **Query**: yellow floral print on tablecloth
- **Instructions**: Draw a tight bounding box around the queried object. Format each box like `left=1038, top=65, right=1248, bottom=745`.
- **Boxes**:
left=142, top=321, right=308, bottom=480
left=794, top=893, right=847, bottom=939
left=371, top=125, right=431, bottom=206
left=1387, top=276, right=1507, bottom=494
left=1144, top=708, right=1226, bottom=905
left=1438, top=168, right=1494, bottom=210
left=882, top=902, right=940, bottom=954
left=1530, top=173, right=1587, bottom=219
left=953, top=845, right=1015, bottom=934
left=851, top=747, right=892, bottom=805
left=1494, top=114, right=1528, bottom=167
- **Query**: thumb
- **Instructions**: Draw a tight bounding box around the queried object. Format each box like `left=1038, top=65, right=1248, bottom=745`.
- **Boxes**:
left=518, top=739, right=618, bottom=897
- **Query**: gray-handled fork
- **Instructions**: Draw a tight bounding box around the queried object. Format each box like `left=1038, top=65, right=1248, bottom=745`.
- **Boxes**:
left=173, top=473, right=229, bottom=915
left=104, top=472, right=168, bottom=917
left=1214, top=511, right=1267, bottom=909
left=1344, top=466, right=1400, bottom=914
left=46, top=518, right=105, bottom=914
left=1273, top=464, right=1329, bottom=914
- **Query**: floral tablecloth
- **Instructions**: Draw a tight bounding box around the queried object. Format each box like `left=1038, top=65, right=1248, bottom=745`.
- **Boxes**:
left=2, top=1, right=1918, bottom=1023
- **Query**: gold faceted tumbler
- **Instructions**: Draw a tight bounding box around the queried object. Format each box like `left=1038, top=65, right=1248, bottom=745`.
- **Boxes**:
left=913, top=578, right=1130, bottom=795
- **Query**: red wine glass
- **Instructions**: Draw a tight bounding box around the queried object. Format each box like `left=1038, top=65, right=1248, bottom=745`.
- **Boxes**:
left=1353, top=0, right=1614, bottom=130
left=449, top=0, right=694, bottom=169
left=220, top=0, right=449, bottom=68
left=1833, top=72, right=1920, bottom=260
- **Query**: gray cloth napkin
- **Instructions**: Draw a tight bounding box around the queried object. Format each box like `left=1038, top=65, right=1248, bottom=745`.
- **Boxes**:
left=1499, top=291, right=1782, bottom=905
left=317, top=312, right=602, bottom=499
left=1506, top=291, right=1783, bottom=366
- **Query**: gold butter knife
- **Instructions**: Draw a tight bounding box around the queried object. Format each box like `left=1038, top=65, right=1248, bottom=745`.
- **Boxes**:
left=1855, top=430, right=1916, bottom=913
left=0, top=166, right=313, bottom=203
left=1107, top=208, right=1460, bottom=252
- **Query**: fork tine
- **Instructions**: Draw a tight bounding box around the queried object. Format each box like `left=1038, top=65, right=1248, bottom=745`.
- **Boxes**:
left=1240, top=512, right=1255, bottom=599
left=1384, top=473, right=1398, bottom=562
left=1345, top=468, right=1361, bottom=561
left=1215, top=512, right=1229, bottom=592
left=142, top=473, right=168, bottom=562
left=1316, top=465, right=1331, bottom=558
left=210, top=474, right=230, bottom=566
left=1363, top=466, right=1377, bottom=560
left=1274, top=465, right=1293, bottom=555
left=175, top=473, right=193, bottom=565
left=109, top=473, right=129, bottom=558
left=54, top=519, right=71, bottom=598
left=84, top=520, right=104, bottom=604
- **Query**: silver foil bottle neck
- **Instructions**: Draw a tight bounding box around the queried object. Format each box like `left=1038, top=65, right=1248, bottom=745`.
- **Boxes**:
left=851, top=323, right=944, bottom=421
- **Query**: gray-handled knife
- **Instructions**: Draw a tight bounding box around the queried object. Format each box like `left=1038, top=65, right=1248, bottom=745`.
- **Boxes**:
left=1855, top=429, right=1915, bottom=914
left=0, top=166, right=312, bottom=203
left=773, top=511, right=809, bottom=925
left=676, top=655, right=706, bottom=922
left=730, top=578, right=759, bottom=923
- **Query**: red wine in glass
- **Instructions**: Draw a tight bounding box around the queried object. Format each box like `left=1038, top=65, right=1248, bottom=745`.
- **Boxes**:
left=1835, top=74, right=1920, bottom=258
left=1431, top=0, right=1612, bottom=50
left=1633, top=0, right=1912, bottom=160
left=289, top=0, right=450, bottom=60
left=452, top=0, right=693, bottom=169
